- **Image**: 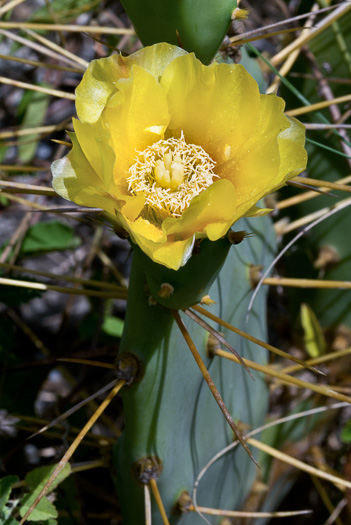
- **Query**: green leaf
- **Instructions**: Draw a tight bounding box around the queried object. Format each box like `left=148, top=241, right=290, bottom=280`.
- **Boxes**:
left=0, top=194, right=10, bottom=206
left=18, top=89, right=49, bottom=164
left=341, top=420, right=351, bottom=444
left=79, top=312, right=124, bottom=341
left=20, top=221, right=80, bottom=256
left=25, top=463, right=71, bottom=494
left=0, top=475, right=19, bottom=512
left=102, top=316, right=124, bottom=338
left=1, top=514, right=20, bottom=525
left=19, top=463, right=71, bottom=521
left=20, top=497, right=57, bottom=522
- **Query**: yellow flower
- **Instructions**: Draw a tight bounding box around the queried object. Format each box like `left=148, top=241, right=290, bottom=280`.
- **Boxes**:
left=52, top=43, right=307, bottom=270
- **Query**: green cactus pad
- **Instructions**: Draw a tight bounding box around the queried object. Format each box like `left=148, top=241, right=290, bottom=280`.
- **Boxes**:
left=114, top=213, right=276, bottom=524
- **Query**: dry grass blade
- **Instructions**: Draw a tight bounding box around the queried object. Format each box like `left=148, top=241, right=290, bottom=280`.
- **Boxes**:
left=0, top=21, right=135, bottom=35
left=171, top=310, right=259, bottom=467
left=229, top=4, right=337, bottom=44
left=304, top=123, right=351, bottom=129
left=232, top=26, right=314, bottom=47
left=263, top=276, right=351, bottom=290
left=270, top=2, right=351, bottom=66
left=268, top=5, right=319, bottom=93
left=19, top=379, right=125, bottom=524
left=287, top=93, right=351, bottom=117
left=277, top=174, right=351, bottom=210
left=0, top=52, right=83, bottom=73
left=192, top=304, right=325, bottom=376
left=0, top=180, right=57, bottom=196
left=0, top=122, right=71, bottom=139
left=247, top=437, right=351, bottom=490
left=277, top=195, right=351, bottom=235
left=0, top=262, right=124, bottom=291
left=25, top=28, right=88, bottom=68
left=1, top=188, right=85, bottom=223
left=292, top=176, right=351, bottom=192
left=0, top=76, right=76, bottom=100
left=193, top=402, right=349, bottom=521
left=0, top=276, right=128, bottom=299
left=215, top=348, right=351, bottom=404
left=0, top=0, right=26, bottom=16
left=323, top=497, right=348, bottom=525
left=281, top=347, right=351, bottom=375
left=0, top=28, right=84, bottom=68
left=0, top=164, right=49, bottom=172
left=189, top=505, right=311, bottom=518
left=247, top=198, right=351, bottom=317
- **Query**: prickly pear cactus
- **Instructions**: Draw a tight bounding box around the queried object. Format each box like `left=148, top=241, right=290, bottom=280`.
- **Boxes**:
left=1, top=2, right=320, bottom=524
left=114, top=214, right=276, bottom=524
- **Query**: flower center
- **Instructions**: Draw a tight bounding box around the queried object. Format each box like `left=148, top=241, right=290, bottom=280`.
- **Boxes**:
left=127, top=133, right=217, bottom=217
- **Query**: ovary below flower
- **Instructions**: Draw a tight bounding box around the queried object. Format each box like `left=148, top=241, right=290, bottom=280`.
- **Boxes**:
left=51, top=43, right=307, bottom=270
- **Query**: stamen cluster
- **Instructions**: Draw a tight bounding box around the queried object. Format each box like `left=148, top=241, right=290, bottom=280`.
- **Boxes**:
left=127, top=133, right=217, bottom=217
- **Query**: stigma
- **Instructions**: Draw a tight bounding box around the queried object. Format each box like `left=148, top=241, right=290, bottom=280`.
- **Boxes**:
left=154, top=152, right=185, bottom=190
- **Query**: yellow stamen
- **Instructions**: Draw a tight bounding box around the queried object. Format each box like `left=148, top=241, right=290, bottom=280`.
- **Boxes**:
left=127, top=132, right=217, bottom=217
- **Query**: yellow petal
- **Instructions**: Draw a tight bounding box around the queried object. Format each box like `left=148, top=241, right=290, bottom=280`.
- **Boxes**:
left=161, top=54, right=260, bottom=161
left=216, top=95, right=306, bottom=219
left=76, top=43, right=186, bottom=124
left=115, top=209, right=194, bottom=269
left=121, top=42, right=188, bottom=80
left=147, top=237, right=195, bottom=270
left=162, top=179, right=237, bottom=241
left=117, top=195, right=145, bottom=222
left=134, top=233, right=195, bottom=270
left=76, top=54, right=122, bottom=124
left=116, top=211, right=166, bottom=243
left=51, top=132, right=116, bottom=216
left=280, top=115, right=306, bottom=145
left=102, top=65, right=170, bottom=194
left=72, top=118, right=117, bottom=194
left=217, top=95, right=286, bottom=195
left=277, top=117, right=308, bottom=182
left=249, top=94, right=289, bottom=143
